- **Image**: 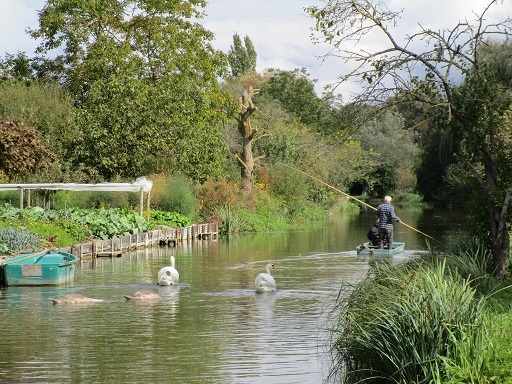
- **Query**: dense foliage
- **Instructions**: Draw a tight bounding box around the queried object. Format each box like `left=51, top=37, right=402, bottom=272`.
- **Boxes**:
left=0, top=119, right=57, bottom=179
left=25, top=0, right=235, bottom=181
left=149, top=210, right=192, bottom=228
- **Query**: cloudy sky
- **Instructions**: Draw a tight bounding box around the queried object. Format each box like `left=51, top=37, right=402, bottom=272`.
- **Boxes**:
left=1, top=0, right=510, bottom=98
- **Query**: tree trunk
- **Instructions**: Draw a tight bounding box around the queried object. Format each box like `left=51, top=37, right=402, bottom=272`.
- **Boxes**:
left=236, top=87, right=259, bottom=193
left=490, top=206, right=510, bottom=278
left=240, top=132, right=255, bottom=192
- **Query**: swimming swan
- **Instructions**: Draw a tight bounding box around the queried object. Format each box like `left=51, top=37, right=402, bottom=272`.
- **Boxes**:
left=124, top=290, right=162, bottom=300
left=50, top=294, right=104, bottom=304
left=255, top=263, right=277, bottom=292
left=157, top=256, right=179, bottom=286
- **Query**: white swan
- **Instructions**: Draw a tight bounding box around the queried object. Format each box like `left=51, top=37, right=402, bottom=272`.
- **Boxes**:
left=124, top=290, right=162, bottom=300
left=255, top=263, right=277, bottom=292
left=157, top=256, right=179, bottom=286
left=50, top=294, right=104, bottom=304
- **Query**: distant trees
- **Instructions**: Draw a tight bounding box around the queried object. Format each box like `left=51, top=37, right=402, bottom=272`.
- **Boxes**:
left=354, top=111, right=419, bottom=195
left=306, top=0, right=512, bottom=277
left=259, top=68, right=322, bottom=129
left=228, top=34, right=257, bottom=78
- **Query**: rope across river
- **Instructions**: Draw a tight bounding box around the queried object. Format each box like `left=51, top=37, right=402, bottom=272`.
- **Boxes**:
left=282, top=164, right=444, bottom=246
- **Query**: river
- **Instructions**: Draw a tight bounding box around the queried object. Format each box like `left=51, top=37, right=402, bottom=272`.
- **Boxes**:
left=0, top=207, right=465, bottom=383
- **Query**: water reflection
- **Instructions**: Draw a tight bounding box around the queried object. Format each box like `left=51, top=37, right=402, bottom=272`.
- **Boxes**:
left=0, top=209, right=466, bottom=383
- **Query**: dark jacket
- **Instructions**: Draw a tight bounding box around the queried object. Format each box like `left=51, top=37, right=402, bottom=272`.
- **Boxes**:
left=367, top=224, right=380, bottom=246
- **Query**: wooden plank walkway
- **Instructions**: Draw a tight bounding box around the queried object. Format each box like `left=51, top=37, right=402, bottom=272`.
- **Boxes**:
left=60, top=222, right=219, bottom=261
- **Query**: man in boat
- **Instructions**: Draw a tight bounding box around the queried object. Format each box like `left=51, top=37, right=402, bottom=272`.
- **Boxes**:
left=376, top=195, right=400, bottom=249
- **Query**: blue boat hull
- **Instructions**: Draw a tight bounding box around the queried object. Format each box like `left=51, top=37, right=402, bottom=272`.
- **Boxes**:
left=356, top=242, right=405, bottom=256
left=0, top=250, right=78, bottom=286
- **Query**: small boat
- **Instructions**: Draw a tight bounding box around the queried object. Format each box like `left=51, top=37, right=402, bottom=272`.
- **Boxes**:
left=0, top=250, right=78, bottom=286
left=356, top=242, right=405, bottom=257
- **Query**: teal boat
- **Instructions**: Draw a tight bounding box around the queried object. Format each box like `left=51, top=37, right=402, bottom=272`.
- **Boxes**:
left=0, top=250, right=78, bottom=286
left=356, top=242, right=405, bottom=257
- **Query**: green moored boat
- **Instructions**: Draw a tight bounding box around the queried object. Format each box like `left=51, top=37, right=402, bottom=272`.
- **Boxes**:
left=0, top=250, right=78, bottom=286
left=356, top=242, right=405, bottom=257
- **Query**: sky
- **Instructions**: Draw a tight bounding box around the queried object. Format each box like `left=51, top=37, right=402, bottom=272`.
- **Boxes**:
left=1, top=0, right=511, bottom=99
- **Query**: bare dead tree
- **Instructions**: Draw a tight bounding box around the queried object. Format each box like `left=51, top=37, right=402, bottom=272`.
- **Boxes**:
left=235, top=86, right=270, bottom=192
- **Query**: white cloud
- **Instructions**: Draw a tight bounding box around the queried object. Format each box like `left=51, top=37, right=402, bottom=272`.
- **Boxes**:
left=1, top=0, right=510, bottom=100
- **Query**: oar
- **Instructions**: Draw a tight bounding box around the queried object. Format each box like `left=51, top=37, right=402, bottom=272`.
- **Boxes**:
left=282, top=164, right=445, bottom=246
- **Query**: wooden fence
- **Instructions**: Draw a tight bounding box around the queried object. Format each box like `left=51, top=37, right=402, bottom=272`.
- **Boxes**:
left=61, top=222, right=218, bottom=260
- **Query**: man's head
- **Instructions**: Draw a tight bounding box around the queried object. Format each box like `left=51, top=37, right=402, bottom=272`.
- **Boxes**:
left=384, top=195, right=392, bottom=203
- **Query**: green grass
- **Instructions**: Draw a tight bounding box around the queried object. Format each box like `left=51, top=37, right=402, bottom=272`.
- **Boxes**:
left=329, top=251, right=506, bottom=384
left=486, top=309, right=512, bottom=384
left=25, top=221, right=87, bottom=247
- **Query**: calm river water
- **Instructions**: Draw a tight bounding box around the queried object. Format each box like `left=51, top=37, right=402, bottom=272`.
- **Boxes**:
left=0, top=207, right=465, bottom=383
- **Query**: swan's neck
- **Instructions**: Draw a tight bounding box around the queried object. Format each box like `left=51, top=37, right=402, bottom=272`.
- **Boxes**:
left=171, top=256, right=175, bottom=268
left=266, top=265, right=272, bottom=274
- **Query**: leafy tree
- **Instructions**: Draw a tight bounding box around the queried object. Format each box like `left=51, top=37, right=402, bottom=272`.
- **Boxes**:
left=30, top=0, right=234, bottom=181
left=0, top=80, right=77, bottom=156
left=228, top=34, right=257, bottom=78
left=306, top=0, right=512, bottom=277
left=259, top=68, right=356, bottom=141
left=259, top=68, right=322, bottom=129
left=0, top=52, right=34, bottom=83
left=416, top=129, right=455, bottom=204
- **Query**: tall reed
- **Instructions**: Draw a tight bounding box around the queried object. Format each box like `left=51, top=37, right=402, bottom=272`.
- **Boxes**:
left=329, top=257, right=489, bottom=383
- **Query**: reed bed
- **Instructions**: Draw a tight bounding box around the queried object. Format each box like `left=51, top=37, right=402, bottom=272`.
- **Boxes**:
left=329, top=255, right=492, bottom=383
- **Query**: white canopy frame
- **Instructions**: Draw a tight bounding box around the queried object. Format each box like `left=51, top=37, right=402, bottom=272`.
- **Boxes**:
left=0, top=177, right=153, bottom=215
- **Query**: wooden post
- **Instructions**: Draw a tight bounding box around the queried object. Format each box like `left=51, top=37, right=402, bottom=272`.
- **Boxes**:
left=139, top=188, right=144, bottom=216
left=20, top=188, right=24, bottom=209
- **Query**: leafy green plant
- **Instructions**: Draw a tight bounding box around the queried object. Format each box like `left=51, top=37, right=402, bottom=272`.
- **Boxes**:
left=0, top=204, right=150, bottom=242
left=149, top=210, right=192, bottom=228
left=0, top=226, right=42, bottom=254
left=25, top=221, right=89, bottom=247
left=214, top=206, right=246, bottom=234
left=151, top=175, right=197, bottom=218
left=66, top=208, right=149, bottom=240
left=0, top=240, right=8, bottom=254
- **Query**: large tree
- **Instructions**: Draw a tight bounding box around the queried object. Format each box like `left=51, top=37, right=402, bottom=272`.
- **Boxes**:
left=29, top=0, right=233, bottom=181
left=306, top=0, right=512, bottom=277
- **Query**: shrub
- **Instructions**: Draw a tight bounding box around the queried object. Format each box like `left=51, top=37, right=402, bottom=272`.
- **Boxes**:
left=195, top=179, right=246, bottom=220
left=149, top=210, right=192, bottom=228
left=150, top=174, right=197, bottom=218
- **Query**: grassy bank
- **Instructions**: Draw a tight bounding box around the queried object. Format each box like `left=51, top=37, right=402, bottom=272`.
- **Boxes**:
left=328, top=249, right=512, bottom=383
